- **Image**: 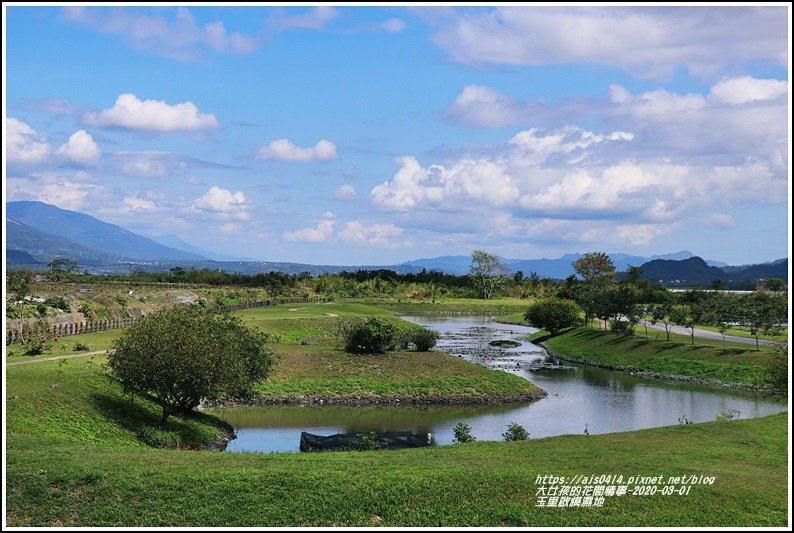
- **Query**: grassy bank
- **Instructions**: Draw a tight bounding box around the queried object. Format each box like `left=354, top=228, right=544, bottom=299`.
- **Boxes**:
left=5, top=329, right=122, bottom=363
left=247, top=343, right=543, bottom=403
left=538, top=327, right=777, bottom=388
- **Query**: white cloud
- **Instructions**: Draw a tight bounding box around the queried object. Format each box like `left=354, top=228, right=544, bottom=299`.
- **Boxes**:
left=333, top=184, right=358, bottom=200
left=122, top=194, right=157, bottom=212
left=217, top=222, right=242, bottom=234
left=62, top=7, right=260, bottom=61
left=338, top=221, right=405, bottom=247
left=380, top=18, right=407, bottom=33
left=6, top=172, right=107, bottom=211
left=322, top=211, right=336, bottom=219
left=709, top=76, right=788, bottom=105
left=192, top=186, right=248, bottom=219
left=444, top=85, right=525, bottom=128
left=256, top=138, right=338, bottom=162
left=371, top=155, right=520, bottom=211
left=282, top=220, right=335, bottom=243
left=83, top=93, right=219, bottom=132
left=56, top=130, right=100, bottom=165
left=699, top=214, right=735, bottom=230
left=270, top=7, right=339, bottom=30
left=6, top=118, right=50, bottom=164
left=426, top=6, right=787, bottom=80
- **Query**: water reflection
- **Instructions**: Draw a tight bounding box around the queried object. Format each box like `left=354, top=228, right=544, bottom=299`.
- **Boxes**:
left=215, top=314, right=785, bottom=452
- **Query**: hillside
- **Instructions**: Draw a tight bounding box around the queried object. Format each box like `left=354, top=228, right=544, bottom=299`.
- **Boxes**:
left=6, top=201, right=206, bottom=261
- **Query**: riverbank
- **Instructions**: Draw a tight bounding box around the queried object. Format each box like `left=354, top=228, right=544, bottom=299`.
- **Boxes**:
left=534, top=327, right=779, bottom=391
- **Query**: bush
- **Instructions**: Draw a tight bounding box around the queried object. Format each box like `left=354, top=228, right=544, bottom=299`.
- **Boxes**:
left=45, top=296, right=70, bottom=312
left=609, top=319, right=635, bottom=336
left=412, top=328, right=439, bottom=351
left=24, top=321, right=52, bottom=355
left=502, top=422, right=530, bottom=441
left=73, top=342, right=90, bottom=352
left=343, top=317, right=397, bottom=354
left=453, top=422, right=476, bottom=443
left=525, top=298, right=581, bottom=335
left=137, top=425, right=182, bottom=449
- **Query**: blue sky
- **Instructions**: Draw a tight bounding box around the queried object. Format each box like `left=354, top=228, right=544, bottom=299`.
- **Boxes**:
left=4, top=5, right=790, bottom=265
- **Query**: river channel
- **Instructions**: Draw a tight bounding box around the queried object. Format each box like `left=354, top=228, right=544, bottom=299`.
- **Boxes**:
left=215, top=315, right=786, bottom=453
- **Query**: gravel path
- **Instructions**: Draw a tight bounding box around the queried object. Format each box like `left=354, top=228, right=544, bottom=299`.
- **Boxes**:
left=7, top=350, right=108, bottom=366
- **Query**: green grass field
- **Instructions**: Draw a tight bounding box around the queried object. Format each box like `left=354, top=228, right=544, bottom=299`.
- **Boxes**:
left=370, top=297, right=533, bottom=315
left=538, top=327, right=778, bottom=387
left=692, top=323, right=788, bottom=343
left=5, top=329, right=123, bottom=363
left=5, top=356, right=788, bottom=526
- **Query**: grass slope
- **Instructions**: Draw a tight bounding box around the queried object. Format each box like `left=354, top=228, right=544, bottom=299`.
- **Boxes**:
left=251, top=343, right=542, bottom=402
left=540, top=328, right=777, bottom=387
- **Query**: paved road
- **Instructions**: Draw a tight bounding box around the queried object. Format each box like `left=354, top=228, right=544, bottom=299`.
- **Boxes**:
left=640, top=322, right=781, bottom=347
left=6, top=350, right=108, bottom=366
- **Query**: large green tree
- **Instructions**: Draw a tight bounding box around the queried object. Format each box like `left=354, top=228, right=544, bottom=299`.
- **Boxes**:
left=108, top=307, right=272, bottom=427
left=572, top=252, right=617, bottom=285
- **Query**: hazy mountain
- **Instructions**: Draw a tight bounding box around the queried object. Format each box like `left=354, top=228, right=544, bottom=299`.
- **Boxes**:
left=7, top=218, right=129, bottom=266
left=723, top=259, right=788, bottom=281
left=6, top=248, right=46, bottom=268
left=6, top=201, right=206, bottom=261
left=146, top=234, right=254, bottom=262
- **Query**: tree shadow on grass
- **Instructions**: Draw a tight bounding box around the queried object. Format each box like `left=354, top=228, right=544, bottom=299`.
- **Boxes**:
left=90, top=392, right=227, bottom=446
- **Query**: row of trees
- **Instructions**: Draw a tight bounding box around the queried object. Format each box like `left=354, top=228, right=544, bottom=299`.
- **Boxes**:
left=522, top=252, right=787, bottom=350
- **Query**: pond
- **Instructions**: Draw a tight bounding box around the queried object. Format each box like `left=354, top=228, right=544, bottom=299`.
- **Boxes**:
left=214, top=315, right=786, bottom=453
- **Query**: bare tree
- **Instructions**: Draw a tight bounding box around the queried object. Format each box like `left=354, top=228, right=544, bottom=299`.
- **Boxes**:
left=469, top=250, right=509, bottom=300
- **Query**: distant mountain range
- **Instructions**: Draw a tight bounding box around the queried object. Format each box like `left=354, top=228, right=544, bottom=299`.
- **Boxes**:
left=4, top=201, right=788, bottom=286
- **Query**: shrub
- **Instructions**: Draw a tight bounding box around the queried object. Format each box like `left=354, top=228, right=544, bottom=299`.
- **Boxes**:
left=24, top=321, right=52, bottom=355
left=343, top=317, right=397, bottom=354
left=609, top=319, right=635, bottom=336
left=453, top=422, right=476, bottom=443
left=73, top=342, right=90, bottom=352
left=502, top=422, right=530, bottom=441
left=137, top=425, right=182, bottom=449
left=525, top=298, right=581, bottom=335
left=412, top=328, right=439, bottom=351
left=45, top=296, right=70, bottom=312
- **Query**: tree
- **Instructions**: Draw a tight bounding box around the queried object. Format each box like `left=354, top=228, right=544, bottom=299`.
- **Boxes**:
left=7, top=270, right=33, bottom=343
left=737, top=292, right=787, bottom=350
left=469, top=250, right=509, bottom=300
left=108, top=307, right=272, bottom=428
left=762, top=278, right=786, bottom=292
left=649, top=300, right=675, bottom=341
left=525, top=298, right=582, bottom=335
left=572, top=252, right=617, bottom=285
left=47, top=257, right=77, bottom=273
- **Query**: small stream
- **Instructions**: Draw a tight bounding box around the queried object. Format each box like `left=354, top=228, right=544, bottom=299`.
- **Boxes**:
left=215, top=315, right=786, bottom=453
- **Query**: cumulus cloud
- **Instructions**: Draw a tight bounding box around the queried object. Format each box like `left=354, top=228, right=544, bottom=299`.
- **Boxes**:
left=56, top=130, right=101, bottom=165
left=61, top=7, right=260, bottom=61
left=192, top=186, right=248, bottom=219
left=6, top=172, right=107, bottom=211
left=425, top=6, right=787, bottom=80
left=333, top=184, right=358, bottom=200
left=256, top=138, right=338, bottom=162
left=283, top=220, right=335, bottom=243
left=708, top=76, right=788, bottom=105
left=270, top=6, right=339, bottom=30
left=82, top=93, right=220, bottom=132
left=6, top=118, right=50, bottom=164
left=338, top=221, right=405, bottom=247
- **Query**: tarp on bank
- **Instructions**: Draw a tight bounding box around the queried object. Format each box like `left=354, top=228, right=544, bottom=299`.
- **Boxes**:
left=300, top=431, right=433, bottom=452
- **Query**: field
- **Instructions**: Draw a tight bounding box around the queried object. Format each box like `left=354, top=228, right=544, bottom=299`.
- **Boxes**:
left=5, top=355, right=788, bottom=526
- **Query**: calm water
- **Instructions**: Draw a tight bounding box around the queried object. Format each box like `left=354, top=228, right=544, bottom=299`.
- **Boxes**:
left=215, top=315, right=786, bottom=453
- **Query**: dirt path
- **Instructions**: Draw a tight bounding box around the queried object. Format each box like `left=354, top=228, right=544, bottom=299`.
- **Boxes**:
left=6, top=350, right=108, bottom=366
